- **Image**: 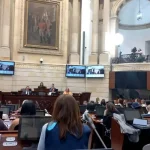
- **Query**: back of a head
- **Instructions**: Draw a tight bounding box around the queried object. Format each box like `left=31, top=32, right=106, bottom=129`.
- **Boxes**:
left=52, top=95, right=83, bottom=139
left=106, top=102, right=116, bottom=113
left=21, top=100, right=36, bottom=115
left=101, top=99, right=106, bottom=106
left=118, top=98, right=123, bottom=105
left=87, top=103, right=95, bottom=111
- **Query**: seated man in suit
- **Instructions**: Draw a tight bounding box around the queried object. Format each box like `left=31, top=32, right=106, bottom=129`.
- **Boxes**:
left=21, top=86, right=32, bottom=95
left=49, top=83, right=56, bottom=92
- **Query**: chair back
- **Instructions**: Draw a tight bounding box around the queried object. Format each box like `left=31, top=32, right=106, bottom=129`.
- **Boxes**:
left=79, top=105, right=87, bottom=114
left=95, top=106, right=105, bottom=117
left=143, top=144, right=150, bottom=150
left=146, top=100, right=150, bottom=106
left=0, top=111, right=3, bottom=119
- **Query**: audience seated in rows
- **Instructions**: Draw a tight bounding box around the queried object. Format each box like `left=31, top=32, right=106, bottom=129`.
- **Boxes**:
left=37, top=94, right=91, bottom=150
left=9, top=100, right=36, bottom=130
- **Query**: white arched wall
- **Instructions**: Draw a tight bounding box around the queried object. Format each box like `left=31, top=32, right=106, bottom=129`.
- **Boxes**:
left=119, top=28, right=150, bottom=55
left=117, top=0, right=150, bottom=55
left=110, top=0, right=125, bottom=57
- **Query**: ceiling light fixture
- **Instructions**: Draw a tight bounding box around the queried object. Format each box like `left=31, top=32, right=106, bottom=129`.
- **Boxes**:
left=137, top=0, right=142, bottom=21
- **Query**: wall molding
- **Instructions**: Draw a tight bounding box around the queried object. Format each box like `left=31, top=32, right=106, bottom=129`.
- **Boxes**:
left=119, top=23, right=150, bottom=30
left=112, top=63, right=150, bottom=71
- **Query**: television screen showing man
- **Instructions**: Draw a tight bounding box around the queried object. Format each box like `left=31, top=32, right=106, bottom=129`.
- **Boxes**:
left=66, top=65, right=86, bottom=78
left=86, top=66, right=104, bottom=78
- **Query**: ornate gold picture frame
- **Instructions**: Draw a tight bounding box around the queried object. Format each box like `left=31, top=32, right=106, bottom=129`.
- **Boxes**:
left=24, top=0, right=59, bottom=50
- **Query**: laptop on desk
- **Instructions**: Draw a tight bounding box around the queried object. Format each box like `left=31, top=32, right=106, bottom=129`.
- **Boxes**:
left=124, top=109, right=141, bottom=125
left=124, top=109, right=150, bottom=129
left=133, top=119, right=150, bottom=129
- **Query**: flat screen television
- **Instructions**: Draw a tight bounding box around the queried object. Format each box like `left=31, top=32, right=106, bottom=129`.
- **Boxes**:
left=0, top=61, right=15, bottom=75
left=86, top=66, right=104, bottom=78
left=115, top=71, right=147, bottom=89
left=66, top=65, right=86, bottom=78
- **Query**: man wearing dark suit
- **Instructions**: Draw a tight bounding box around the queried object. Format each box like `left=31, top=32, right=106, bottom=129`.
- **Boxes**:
left=22, top=86, right=32, bottom=95
left=49, top=84, right=56, bottom=92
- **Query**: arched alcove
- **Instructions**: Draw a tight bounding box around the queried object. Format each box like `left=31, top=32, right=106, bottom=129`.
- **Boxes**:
left=118, top=0, right=150, bottom=55
left=111, top=0, right=150, bottom=56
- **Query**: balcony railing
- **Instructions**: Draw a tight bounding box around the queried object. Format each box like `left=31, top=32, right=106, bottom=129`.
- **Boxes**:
left=111, top=53, right=150, bottom=64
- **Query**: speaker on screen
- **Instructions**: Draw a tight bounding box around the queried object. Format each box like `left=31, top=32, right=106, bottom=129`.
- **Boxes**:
left=66, top=65, right=86, bottom=78
left=0, top=61, right=15, bottom=75
left=86, top=66, right=104, bottom=78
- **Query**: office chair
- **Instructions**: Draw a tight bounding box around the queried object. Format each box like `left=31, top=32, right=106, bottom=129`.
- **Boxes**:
left=14, top=125, right=19, bottom=130
left=143, top=144, right=150, bottom=150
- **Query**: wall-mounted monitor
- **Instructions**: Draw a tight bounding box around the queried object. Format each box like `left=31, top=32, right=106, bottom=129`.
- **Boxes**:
left=66, top=65, right=86, bottom=78
left=86, top=66, right=104, bottom=78
left=0, top=61, right=15, bottom=75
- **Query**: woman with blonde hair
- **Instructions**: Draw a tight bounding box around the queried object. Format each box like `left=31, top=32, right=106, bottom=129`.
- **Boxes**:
left=63, top=88, right=72, bottom=96
left=38, top=95, right=91, bottom=150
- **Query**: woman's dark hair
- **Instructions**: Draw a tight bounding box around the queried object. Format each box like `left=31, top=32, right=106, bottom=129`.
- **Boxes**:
left=21, top=100, right=36, bottom=115
left=101, top=99, right=106, bottom=106
left=106, top=102, right=116, bottom=115
left=52, top=95, right=83, bottom=139
left=118, top=98, right=123, bottom=105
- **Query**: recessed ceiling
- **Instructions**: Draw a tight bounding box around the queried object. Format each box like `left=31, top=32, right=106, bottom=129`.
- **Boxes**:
left=119, top=0, right=150, bottom=25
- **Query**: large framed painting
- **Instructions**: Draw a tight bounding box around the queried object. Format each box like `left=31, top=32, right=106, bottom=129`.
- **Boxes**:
left=24, top=0, right=59, bottom=50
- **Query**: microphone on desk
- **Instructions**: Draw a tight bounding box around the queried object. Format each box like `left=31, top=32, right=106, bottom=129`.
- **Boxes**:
left=44, top=109, right=49, bottom=114
left=44, top=109, right=51, bottom=116
left=83, top=111, right=107, bottom=149
left=36, top=101, right=40, bottom=110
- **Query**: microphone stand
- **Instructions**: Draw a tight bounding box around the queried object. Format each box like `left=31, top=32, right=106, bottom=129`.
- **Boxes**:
left=83, top=113, right=108, bottom=149
left=92, top=127, right=107, bottom=149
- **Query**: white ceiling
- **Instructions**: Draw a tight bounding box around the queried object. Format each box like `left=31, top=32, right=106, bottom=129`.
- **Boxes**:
left=119, top=0, right=150, bottom=25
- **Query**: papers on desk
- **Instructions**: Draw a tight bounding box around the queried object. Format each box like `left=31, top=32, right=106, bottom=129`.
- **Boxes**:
left=3, top=120, right=12, bottom=128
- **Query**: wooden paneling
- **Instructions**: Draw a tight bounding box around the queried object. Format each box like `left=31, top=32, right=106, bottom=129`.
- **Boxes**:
left=109, top=72, right=115, bottom=89
left=147, top=71, right=150, bottom=90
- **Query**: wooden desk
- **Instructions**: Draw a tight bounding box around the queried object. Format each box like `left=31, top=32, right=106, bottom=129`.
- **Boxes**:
left=0, top=94, right=89, bottom=113
left=111, top=118, right=150, bottom=150
left=111, top=118, right=124, bottom=150
left=0, top=131, right=34, bottom=150
left=0, top=131, right=22, bottom=150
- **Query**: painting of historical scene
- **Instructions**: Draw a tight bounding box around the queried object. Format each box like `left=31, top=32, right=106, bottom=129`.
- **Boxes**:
left=24, top=0, right=59, bottom=49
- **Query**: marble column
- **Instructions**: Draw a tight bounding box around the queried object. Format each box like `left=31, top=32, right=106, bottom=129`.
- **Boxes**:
left=99, top=0, right=110, bottom=64
left=0, top=0, right=11, bottom=60
left=89, top=0, right=99, bottom=64
left=110, top=16, right=119, bottom=57
left=69, top=0, right=80, bottom=64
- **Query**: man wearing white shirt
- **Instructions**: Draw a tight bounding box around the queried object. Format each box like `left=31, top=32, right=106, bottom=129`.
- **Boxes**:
left=21, top=86, right=32, bottom=95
